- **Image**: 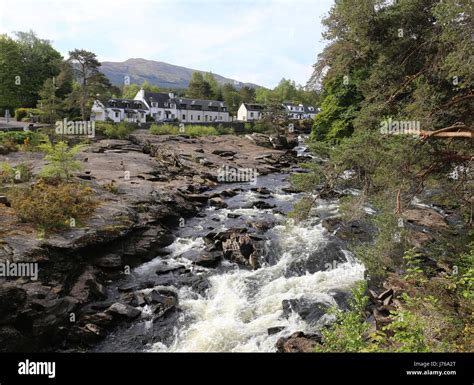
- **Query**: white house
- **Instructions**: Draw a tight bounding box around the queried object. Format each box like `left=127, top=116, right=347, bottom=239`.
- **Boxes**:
left=91, top=99, right=148, bottom=123
left=134, top=89, right=230, bottom=123
left=282, top=102, right=318, bottom=120
left=237, top=103, right=265, bottom=121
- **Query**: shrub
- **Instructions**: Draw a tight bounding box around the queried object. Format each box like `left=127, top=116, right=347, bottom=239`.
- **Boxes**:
left=315, top=281, right=371, bottom=352
left=14, top=108, right=43, bottom=122
left=0, top=162, right=32, bottom=183
left=383, top=309, right=429, bottom=352
left=0, top=131, right=47, bottom=147
left=215, top=124, right=233, bottom=135
left=39, top=141, right=83, bottom=181
left=185, top=125, right=218, bottom=136
left=95, top=122, right=135, bottom=139
left=149, top=124, right=179, bottom=135
left=8, top=180, right=97, bottom=231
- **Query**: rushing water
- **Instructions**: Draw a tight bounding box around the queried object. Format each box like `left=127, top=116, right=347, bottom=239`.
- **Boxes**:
left=95, top=145, right=365, bottom=352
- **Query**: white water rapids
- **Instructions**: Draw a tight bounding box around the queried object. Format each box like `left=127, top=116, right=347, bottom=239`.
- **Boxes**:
left=151, top=218, right=364, bottom=352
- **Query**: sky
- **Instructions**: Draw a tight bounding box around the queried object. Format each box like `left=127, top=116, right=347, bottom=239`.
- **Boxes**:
left=0, top=0, right=334, bottom=89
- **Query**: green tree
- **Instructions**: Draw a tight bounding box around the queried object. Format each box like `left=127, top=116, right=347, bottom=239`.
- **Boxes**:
left=187, top=71, right=213, bottom=99
left=204, top=72, right=219, bottom=99
left=68, top=49, right=102, bottom=120
left=239, top=86, right=256, bottom=103
left=37, top=78, right=62, bottom=124
left=13, top=31, right=63, bottom=108
left=0, top=34, right=23, bottom=111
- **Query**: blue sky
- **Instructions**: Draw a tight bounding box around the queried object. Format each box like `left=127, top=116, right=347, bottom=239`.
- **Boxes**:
left=0, top=0, right=333, bottom=88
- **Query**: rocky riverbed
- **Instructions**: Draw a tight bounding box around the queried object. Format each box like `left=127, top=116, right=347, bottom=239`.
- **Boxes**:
left=0, top=131, right=461, bottom=352
left=0, top=132, right=306, bottom=351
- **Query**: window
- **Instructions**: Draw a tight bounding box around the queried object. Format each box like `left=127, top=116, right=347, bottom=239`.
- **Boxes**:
left=197, top=115, right=200, bottom=121
left=182, top=114, right=186, bottom=120
left=191, top=115, right=193, bottom=121
left=115, top=112, right=119, bottom=118
left=250, top=112, right=254, bottom=118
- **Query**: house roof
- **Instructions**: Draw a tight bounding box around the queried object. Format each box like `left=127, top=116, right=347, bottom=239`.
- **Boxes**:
left=144, top=92, right=172, bottom=108
left=282, top=102, right=318, bottom=114
left=143, top=91, right=228, bottom=112
left=176, top=97, right=228, bottom=112
left=242, top=103, right=265, bottom=111
left=106, top=99, right=148, bottom=110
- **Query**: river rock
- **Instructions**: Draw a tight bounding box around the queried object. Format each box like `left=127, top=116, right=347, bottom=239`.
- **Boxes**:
left=209, top=197, right=228, bottom=208
left=248, top=201, right=276, bottom=210
left=195, top=250, right=222, bottom=267
left=267, top=326, right=285, bottom=335
left=276, top=331, right=322, bottom=352
left=69, top=267, right=106, bottom=303
left=322, top=217, right=375, bottom=243
left=106, top=303, right=141, bottom=319
left=282, top=298, right=331, bottom=325
left=95, top=253, right=122, bottom=269
left=286, top=240, right=347, bottom=277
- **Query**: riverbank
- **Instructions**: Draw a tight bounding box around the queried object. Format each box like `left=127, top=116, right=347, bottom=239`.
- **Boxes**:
left=0, top=132, right=302, bottom=351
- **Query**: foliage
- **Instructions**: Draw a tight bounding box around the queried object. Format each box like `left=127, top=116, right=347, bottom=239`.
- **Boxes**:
left=38, top=141, right=83, bottom=181
left=187, top=72, right=213, bottom=99
left=150, top=124, right=218, bottom=136
left=95, top=122, right=135, bottom=139
left=403, top=249, right=425, bottom=282
left=0, top=162, right=32, bottom=184
left=149, top=124, right=179, bottom=135
left=8, top=180, right=97, bottom=231
left=383, top=309, right=430, bottom=352
left=309, top=0, right=472, bottom=141
left=185, top=125, right=218, bottom=136
left=315, top=281, right=371, bottom=352
left=0, top=131, right=48, bottom=151
left=448, top=242, right=474, bottom=301
left=15, top=108, right=43, bottom=122
left=215, top=124, right=234, bottom=135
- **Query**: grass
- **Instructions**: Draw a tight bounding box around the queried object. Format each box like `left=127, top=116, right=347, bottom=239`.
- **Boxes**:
left=150, top=124, right=218, bottom=136
left=95, top=122, right=136, bottom=139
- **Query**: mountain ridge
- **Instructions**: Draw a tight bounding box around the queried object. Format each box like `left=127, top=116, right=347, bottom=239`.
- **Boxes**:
left=100, top=58, right=261, bottom=90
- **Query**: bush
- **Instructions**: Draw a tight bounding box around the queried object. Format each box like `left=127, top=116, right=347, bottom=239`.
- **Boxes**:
left=185, top=125, right=218, bottom=136
left=150, top=124, right=219, bottom=136
left=39, top=141, right=83, bottom=181
left=215, top=124, right=234, bottom=135
left=95, top=122, right=135, bottom=139
left=0, top=162, right=32, bottom=183
left=149, top=124, right=179, bottom=135
left=8, top=180, right=97, bottom=231
left=315, top=281, right=371, bottom=352
left=14, top=108, right=43, bottom=122
left=0, top=131, right=47, bottom=146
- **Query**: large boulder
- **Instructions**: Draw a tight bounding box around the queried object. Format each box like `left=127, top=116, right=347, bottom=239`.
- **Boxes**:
left=282, top=298, right=331, bottom=325
left=286, top=240, right=347, bottom=277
